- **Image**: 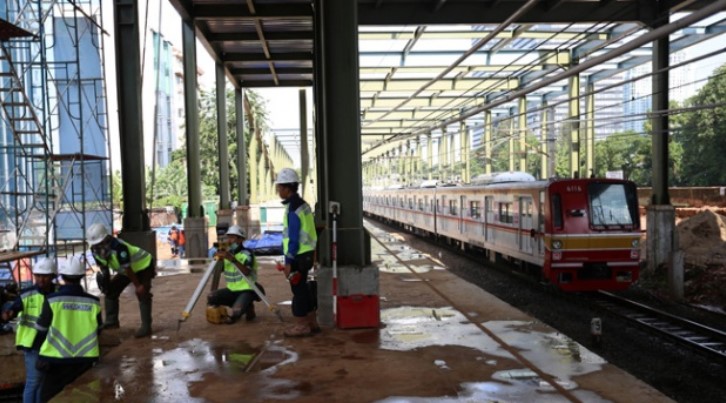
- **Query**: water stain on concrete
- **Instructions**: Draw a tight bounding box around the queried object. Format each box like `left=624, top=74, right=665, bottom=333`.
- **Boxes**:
left=379, top=307, right=610, bottom=402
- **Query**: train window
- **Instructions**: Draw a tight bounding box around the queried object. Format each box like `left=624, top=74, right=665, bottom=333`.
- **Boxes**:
left=449, top=200, right=458, bottom=215
left=588, top=183, right=637, bottom=228
left=552, top=194, right=563, bottom=229
left=440, top=197, right=446, bottom=213
left=498, top=203, right=513, bottom=224
left=408, top=198, right=413, bottom=209
left=470, top=201, right=481, bottom=218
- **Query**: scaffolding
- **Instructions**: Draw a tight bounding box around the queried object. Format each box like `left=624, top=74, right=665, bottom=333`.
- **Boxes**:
left=0, top=0, right=110, bottom=286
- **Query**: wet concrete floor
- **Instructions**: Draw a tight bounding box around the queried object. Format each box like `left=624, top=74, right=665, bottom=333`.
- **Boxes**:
left=35, top=222, right=673, bottom=402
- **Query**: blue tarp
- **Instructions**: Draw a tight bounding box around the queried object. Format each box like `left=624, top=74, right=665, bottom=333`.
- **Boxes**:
left=244, top=231, right=283, bottom=256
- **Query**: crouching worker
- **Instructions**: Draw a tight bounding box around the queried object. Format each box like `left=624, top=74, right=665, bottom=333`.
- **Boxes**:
left=87, top=223, right=155, bottom=338
left=207, top=225, right=263, bottom=324
left=36, top=258, right=101, bottom=402
left=0, top=258, right=56, bottom=403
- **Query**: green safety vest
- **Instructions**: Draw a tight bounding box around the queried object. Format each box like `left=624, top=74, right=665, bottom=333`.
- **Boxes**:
left=16, top=289, right=48, bottom=349
left=282, top=202, right=317, bottom=258
left=94, top=239, right=152, bottom=273
left=39, top=295, right=100, bottom=360
left=224, top=250, right=258, bottom=292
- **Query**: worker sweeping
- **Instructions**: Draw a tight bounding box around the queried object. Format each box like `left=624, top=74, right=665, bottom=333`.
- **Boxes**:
left=0, top=257, right=56, bottom=403
left=206, top=225, right=264, bottom=324
left=275, top=168, right=320, bottom=337
left=87, top=223, right=155, bottom=338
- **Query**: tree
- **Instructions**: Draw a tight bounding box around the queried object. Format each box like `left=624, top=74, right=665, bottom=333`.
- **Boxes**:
left=145, top=88, right=269, bottom=208
left=672, top=64, right=726, bottom=185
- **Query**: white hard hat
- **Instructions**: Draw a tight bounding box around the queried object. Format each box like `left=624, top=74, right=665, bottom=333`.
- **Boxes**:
left=34, top=257, right=56, bottom=275
left=275, top=168, right=299, bottom=184
left=225, top=225, right=246, bottom=238
left=87, top=223, right=110, bottom=246
left=59, top=257, right=85, bottom=276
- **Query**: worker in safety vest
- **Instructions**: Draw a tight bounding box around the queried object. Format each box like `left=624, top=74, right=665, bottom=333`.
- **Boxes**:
left=0, top=257, right=56, bottom=403
left=35, top=257, right=101, bottom=402
left=87, top=223, right=155, bottom=337
left=275, top=168, right=319, bottom=337
left=207, top=225, right=263, bottom=323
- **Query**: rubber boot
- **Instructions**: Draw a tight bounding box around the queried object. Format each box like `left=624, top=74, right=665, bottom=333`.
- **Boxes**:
left=284, top=316, right=312, bottom=337
left=134, top=299, right=152, bottom=338
left=102, top=297, right=120, bottom=329
left=245, top=304, right=256, bottom=321
left=307, top=311, right=321, bottom=333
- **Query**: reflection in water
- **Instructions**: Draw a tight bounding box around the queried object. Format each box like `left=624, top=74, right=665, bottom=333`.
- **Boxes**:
left=379, top=307, right=610, bottom=402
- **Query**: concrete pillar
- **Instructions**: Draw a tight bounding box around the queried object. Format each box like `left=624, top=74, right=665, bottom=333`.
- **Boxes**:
left=216, top=63, right=230, bottom=210
left=181, top=18, right=207, bottom=257
left=508, top=108, right=515, bottom=172
left=568, top=59, right=581, bottom=178
left=540, top=100, right=549, bottom=180
left=585, top=81, right=595, bottom=178
left=113, top=0, right=156, bottom=257
left=518, top=97, right=527, bottom=172
left=647, top=23, right=676, bottom=284
left=484, top=110, right=492, bottom=175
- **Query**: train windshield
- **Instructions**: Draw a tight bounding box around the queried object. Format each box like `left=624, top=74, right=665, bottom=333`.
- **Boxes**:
left=588, top=183, right=638, bottom=229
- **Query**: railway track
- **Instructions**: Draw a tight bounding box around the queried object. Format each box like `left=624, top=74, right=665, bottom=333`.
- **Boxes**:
left=593, top=290, right=726, bottom=364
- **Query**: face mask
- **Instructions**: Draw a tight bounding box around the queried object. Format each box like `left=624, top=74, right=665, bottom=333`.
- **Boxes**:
left=228, top=243, right=238, bottom=251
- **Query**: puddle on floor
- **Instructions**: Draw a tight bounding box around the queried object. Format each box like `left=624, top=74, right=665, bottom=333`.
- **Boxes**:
left=61, top=339, right=299, bottom=402
left=379, top=307, right=609, bottom=402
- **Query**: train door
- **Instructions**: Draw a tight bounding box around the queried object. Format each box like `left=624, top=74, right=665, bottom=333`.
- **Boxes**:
left=485, top=196, right=494, bottom=243
left=519, top=196, right=534, bottom=254
left=459, top=195, right=466, bottom=234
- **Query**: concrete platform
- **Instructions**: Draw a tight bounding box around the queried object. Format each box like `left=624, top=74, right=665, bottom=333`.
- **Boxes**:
left=37, top=222, right=672, bottom=402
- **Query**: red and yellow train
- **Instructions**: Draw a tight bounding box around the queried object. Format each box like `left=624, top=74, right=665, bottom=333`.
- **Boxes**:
left=363, top=173, right=641, bottom=291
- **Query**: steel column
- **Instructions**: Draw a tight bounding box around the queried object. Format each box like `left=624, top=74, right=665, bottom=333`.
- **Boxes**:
left=249, top=132, right=258, bottom=204
left=216, top=63, right=230, bottom=209
left=585, top=81, right=595, bottom=177
left=484, top=110, right=492, bottom=175
left=235, top=89, right=248, bottom=205
left=320, top=0, right=367, bottom=266
left=427, top=133, right=433, bottom=180
left=540, top=100, right=548, bottom=179
left=299, top=89, right=309, bottom=199
left=182, top=18, right=201, bottom=217
left=113, top=0, right=146, bottom=232
left=568, top=66, right=581, bottom=178
left=652, top=35, right=670, bottom=204
left=518, top=97, right=527, bottom=172
left=508, top=109, right=515, bottom=172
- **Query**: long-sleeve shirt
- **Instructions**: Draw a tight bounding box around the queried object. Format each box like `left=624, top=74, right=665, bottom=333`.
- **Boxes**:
left=283, top=193, right=303, bottom=264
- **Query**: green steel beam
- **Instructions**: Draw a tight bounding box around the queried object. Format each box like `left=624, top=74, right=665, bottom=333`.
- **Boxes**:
left=518, top=97, right=527, bottom=172
left=182, top=18, right=202, bottom=217
left=585, top=81, right=595, bottom=177
left=484, top=110, right=492, bottom=175
left=236, top=89, right=248, bottom=205
left=652, top=33, right=670, bottom=205
left=568, top=66, right=580, bottom=179
left=216, top=63, right=230, bottom=210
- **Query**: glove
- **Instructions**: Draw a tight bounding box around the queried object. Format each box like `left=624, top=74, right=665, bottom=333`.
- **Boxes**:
left=287, top=271, right=302, bottom=286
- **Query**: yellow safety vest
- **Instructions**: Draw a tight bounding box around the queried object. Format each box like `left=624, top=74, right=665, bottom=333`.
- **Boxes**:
left=283, top=202, right=317, bottom=258
left=16, top=289, right=48, bottom=349
left=39, top=295, right=100, bottom=360
left=224, top=250, right=258, bottom=292
left=94, top=239, right=152, bottom=273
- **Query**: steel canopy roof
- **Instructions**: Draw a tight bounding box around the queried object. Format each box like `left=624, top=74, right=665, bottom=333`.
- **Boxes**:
left=167, top=0, right=725, bottom=160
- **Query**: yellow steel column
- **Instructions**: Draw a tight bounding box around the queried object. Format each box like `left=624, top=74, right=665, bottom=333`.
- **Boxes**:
left=540, top=100, right=549, bottom=180
left=585, top=81, right=595, bottom=177
left=568, top=59, right=581, bottom=178
left=484, top=110, right=492, bottom=175
left=518, top=97, right=527, bottom=172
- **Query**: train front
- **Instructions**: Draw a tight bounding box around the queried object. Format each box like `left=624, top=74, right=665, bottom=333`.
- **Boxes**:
left=545, top=179, right=641, bottom=291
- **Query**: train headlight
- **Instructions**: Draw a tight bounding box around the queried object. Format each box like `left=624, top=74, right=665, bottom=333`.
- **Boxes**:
left=631, top=239, right=639, bottom=248
left=552, top=240, right=562, bottom=250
